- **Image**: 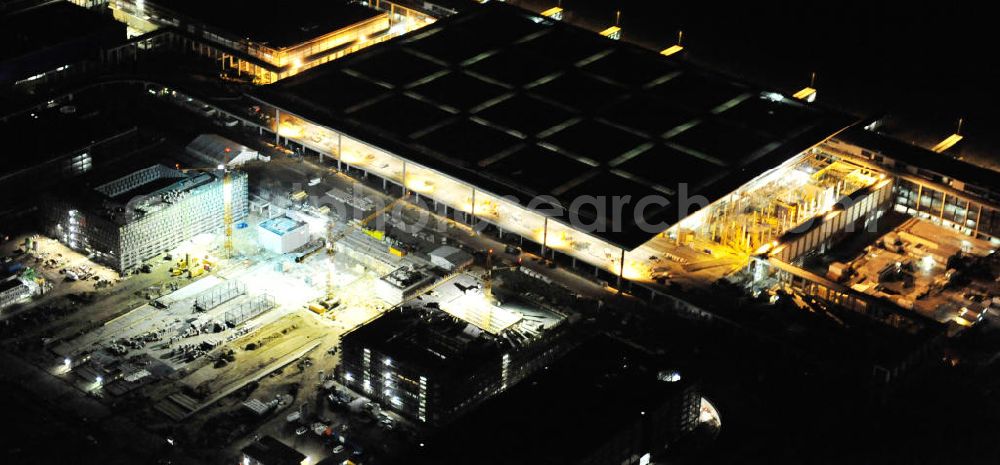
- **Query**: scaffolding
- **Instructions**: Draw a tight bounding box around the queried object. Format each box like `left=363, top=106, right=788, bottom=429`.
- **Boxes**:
left=194, top=280, right=246, bottom=312
left=224, top=294, right=276, bottom=327
left=676, top=152, right=882, bottom=255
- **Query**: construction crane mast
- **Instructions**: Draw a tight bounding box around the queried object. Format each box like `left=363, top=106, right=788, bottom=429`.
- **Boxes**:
left=483, top=248, right=494, bottom=301
left=176, top=157, right=234, bottom=258
left=221, top=169, right=234, bottom=258
left=482, top=248, right=520, bottom=302
left=324, top=194, right=409, bottom=299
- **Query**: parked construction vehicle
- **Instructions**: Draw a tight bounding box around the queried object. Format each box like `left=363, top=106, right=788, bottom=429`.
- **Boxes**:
left=169, top=254, right=215, bottom=278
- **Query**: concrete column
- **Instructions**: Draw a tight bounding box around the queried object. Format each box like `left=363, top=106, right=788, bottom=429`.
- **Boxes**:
left=401, top=161, right=408, bottom=197
left=617, top=249, right=625, bottom=290
left=470, top=188, right=477, bottom=227
left=274, top=109, right=281, bottom=145
left=963, top=200, right=971, bottom=230
left=974, top=205, right=983, bottom=237
left=541, top=217, right=548, bottom=257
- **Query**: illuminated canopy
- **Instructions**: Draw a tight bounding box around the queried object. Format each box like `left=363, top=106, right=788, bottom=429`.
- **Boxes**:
left=254, top=3, right=855, bottom=249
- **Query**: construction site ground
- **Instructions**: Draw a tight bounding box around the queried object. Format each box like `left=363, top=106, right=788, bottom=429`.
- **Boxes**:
left=0, top=90, right=656, bottom=464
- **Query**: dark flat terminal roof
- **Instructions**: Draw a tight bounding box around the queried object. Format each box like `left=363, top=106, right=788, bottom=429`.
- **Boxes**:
left=1, top=2, right=122, bottom=61
left=402, top=334, right=694, bottom=464
left=836, top=127, right=1000, bottom=193
left=255, top=2, right=856, bottom=249
left=157, top=0, right=381, bottom=49
left=2, top=94, right=137, bottom=175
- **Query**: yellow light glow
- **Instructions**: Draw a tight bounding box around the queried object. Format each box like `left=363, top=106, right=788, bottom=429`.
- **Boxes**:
left=660, top=44, right=684, bottom=56
left=931, top=134, right=963, bottom=153
left=792, top=87, right=817, bottom=101
left=475, top=199, right=500, bottom=218
left=540, top=6, right=563, bottom=17
left=621, top=260, right=652, bottom=281
left=277, top=121, right=304, bottom=138
left=536, top=228, right=572, bottom=249
left=679, top=209, right=706, bottom=230
left=406, top=176, right=435, bottom=193
left=599, top=26, right=621, bottom=38
left=754, top=241, right=777, bottom=255
left=339, top=149, right=367, bottom=165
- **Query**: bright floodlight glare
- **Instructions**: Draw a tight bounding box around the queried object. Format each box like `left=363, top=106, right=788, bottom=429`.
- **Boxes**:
left=64, top=357, right=71, bottom=367
left=217, top=164, right=225, bottom=170
left=95, top=376, right=103, bottom=384
left=921, top=255, right=935, bottom=271
left=658, top=370, right=682, bottom=382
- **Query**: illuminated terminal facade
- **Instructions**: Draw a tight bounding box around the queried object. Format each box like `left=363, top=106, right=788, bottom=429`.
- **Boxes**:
left=249, top=4, right=860, bottom=287
left=824, top=127, right=1000, bottom=243
left=41, top=164, right=249, bottom=272
left=245, top=2, right=998, bottom=324
left=104, top=0, right=436, bottom=83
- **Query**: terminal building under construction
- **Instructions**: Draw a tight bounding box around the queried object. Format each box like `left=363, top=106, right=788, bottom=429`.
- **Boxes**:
left=247, top=4, right=1000, bottom=287
left=246, top=2, right=999, bottom=373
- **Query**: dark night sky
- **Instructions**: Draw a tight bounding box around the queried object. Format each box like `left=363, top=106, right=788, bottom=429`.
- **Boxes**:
left=515, top=1, right=998, bottom=165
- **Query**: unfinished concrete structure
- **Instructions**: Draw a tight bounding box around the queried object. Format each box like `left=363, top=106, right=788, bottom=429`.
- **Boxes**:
left=337, top=300, right=568, bottom=425
left=42, top=164, right=248, bottom=272
left=0, top=277, right=32, bottom=310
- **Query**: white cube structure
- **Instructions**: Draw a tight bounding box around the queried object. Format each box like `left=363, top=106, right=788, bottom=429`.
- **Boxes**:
left=257, top=216, right=310, bottom=254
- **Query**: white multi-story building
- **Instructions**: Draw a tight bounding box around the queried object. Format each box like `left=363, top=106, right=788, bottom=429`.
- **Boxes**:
left=43, top=164, right=248, bottom=272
